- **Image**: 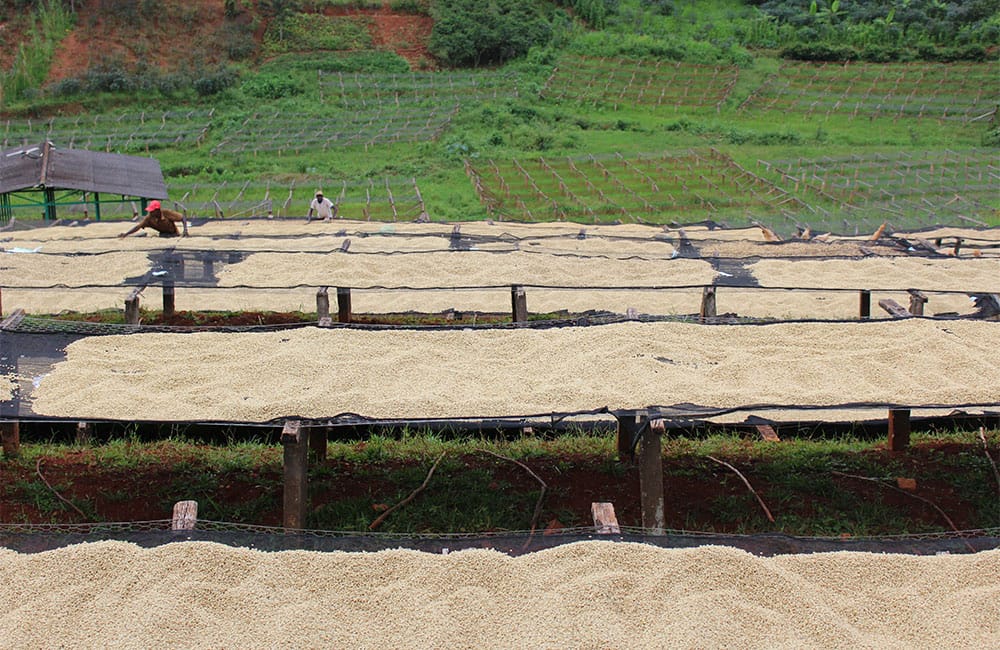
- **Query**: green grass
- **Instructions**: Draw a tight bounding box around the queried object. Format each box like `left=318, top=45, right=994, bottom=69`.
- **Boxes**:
left=5, top=428, right=998, bottom=534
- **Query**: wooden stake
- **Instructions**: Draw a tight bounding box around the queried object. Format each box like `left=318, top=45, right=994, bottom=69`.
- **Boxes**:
left=907, top=289, right=928, bottom=316
left=592, top=502, right=621, bottom=534
left=124, top=288, right=142, bottom=325
left=700, top=286, right=717, bottom=321
left=75, top=422, right=93, bottom=446
left=337, top=287, right=352, bottom=323
left=171, top=500, right=198, bottom=531
left=888, top=409, right=911, bottom=452
left=616, top=412, right=642, bottom=462
left=281, top=420, right=309, bottom=530
left=878, top=298, right=911, bottom=318
left=756, top=424, right=780, bottom=442
left=511, top=285, right=528, bottom=324
left=638, top=417, right=665, bottom=534
left=316, top=287, right=330, bottom=321
left=1, top=420, right=19, bottom=458
left=162, top=278, right=175, bottom=317
left=859, top=290, right=871, bottom=320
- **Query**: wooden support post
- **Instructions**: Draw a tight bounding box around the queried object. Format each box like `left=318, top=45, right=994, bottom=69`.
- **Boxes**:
left=591, top=502, right=621, bottom=534
left=202, top=257, right=214, bottom=279
left=162, top=278, right=175, bottom=317
left=511, top=284, right=528, bottom=324
left=888, top=409, right=911, bottom=452
left=878, top=298, right=911, bottom=318
left=309, top=425, right=327, bottom=463
left=171, top=500, right=198, bottom=530
left=859, top=290, right=871, bottom=320
left=907, top=289, right=928, bottom=316
left=281, top=420, right=309, bottom=530
left=337, top=287, right=352, bottom=323
left=75, top=422, right=93, bottom=446
left=616, top=412, right=643, bottom=462
left=700, top=286, right=717, bottom=321
left=638, top=416, right=665, bottom=534
left=0, top=286, right=3, bottom=318
left=1, top=420, right=19, bottom=458
left=124, top=288, right=142, bottom=325
left=953, top=238, right=962, bottom=256
left=316, top=287, right=330, bottom=321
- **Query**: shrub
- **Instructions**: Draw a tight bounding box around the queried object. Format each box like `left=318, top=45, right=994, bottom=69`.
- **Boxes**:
left=429, top=0, right=553, bottom=67
left=390, top=0, right=431, bottom=15
left=194, top=67, right=240, bottom=96
left=241, top=72, right=302, bottom=99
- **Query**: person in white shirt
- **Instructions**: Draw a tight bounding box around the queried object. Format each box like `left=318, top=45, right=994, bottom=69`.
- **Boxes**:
left=307, top=190, right=337, bottom=222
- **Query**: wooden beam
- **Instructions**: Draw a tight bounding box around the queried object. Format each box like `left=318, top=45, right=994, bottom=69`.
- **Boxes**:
left=638, top=418, right=665, bottom=534
left=1, top=420, right=19, bottom=458
left=888, top=409, right=911, bottom=452
left=859, top=290, right=871, bottom=320
left=316, top=287, right=330, bottom=321
left=337, top=287, right=352, bottom=323
left=0, top=308, right=25, bottom=331
left=878, top=298, right=911, bottom=318
left=700, top=286, right=716, bottom=321
left=591, top=502, right=621, bottom=534
left=511, top=285, right=528, bottom=324
left=171, top=500, right=198, bottom=531
left=281, top=420, right=309, bottom=530
left=907, top=289, right=928, bottom=316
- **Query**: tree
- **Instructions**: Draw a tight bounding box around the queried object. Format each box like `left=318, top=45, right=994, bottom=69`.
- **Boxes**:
left=259, top=0, right=301, bottom=43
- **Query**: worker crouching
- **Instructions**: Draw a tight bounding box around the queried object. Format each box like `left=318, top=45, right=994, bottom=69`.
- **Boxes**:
left=119, top=200, right=188, bottom=238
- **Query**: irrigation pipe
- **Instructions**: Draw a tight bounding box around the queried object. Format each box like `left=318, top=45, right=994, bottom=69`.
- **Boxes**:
left=706, top=455, right=775, bottom=523
left=977, top=427, right=1000, bottom=511
left=35, top=457, right=90, bottom=521
left=368, top=451, right=445, bottom=531
left=480, top=449, right=547, bottom=547
left=831, top=470, right=975, bottom=553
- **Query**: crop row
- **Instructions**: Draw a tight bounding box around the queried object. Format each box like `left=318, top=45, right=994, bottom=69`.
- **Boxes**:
left=208, top=106, right=459, bottom=156
left=738, top=62, right=998, bottom=122
left=540, top=56, right=738, bottom=111
left=318, top=70, right=521, bottom=107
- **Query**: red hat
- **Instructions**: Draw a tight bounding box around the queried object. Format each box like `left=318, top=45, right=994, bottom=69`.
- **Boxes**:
left=146, top=200, right=161, bottom=212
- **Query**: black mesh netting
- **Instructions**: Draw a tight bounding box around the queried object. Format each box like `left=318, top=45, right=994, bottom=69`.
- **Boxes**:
left=1, top=521, right=997, bottom=556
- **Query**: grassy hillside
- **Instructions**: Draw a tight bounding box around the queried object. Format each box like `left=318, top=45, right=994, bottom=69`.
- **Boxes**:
left=0, top=0, right=997, bottom=233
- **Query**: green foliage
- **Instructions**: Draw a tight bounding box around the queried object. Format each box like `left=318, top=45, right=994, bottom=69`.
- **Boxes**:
left=429, top=0, right=554, bottom=67
left=263, top=12, right=374, bottom=54
left=241, top=72, right=303, bottom=99
left=389, top=0, right=431, bottom=15
left=260, top=51, right=411, bottom=74
left=0, top=0, right=74, bottom=106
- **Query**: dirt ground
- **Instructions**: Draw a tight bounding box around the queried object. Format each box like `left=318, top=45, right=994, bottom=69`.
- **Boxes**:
left=0, top=439, right=988, bottom=534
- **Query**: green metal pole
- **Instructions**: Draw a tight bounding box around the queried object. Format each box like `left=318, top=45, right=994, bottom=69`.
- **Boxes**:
left=94, top=192, right=101, bottom=221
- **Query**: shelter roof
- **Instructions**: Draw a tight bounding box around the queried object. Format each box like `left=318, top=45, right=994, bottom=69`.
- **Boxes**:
left=0, top=141, right=168, bottom=199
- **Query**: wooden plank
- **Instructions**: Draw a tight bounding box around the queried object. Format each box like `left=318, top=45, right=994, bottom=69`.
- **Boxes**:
left=1, top=420, right=19, bottom=458
left=171, top=500, right=198, bottom=530
left=591, top=502, right=621, bottom=534
left=888, top=409, right=911, bottom=452
left=0, top=308, right=25, bottom=331
left=511, top=284, right=528, bottom=324
left=281, top=420, right=309, bottom=530
left=616, top=412, right=642, bottom=462
left=638, top=419, right=665, bottom=534
left=859, top=290, right=871, bottom=320
left=878, top=298, right=911, bottom=318
left=317, top=316, right=333, bottom=328
left=337, top=287, right=352, bottom=323
left=756, top=424, right=780, bottom=442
